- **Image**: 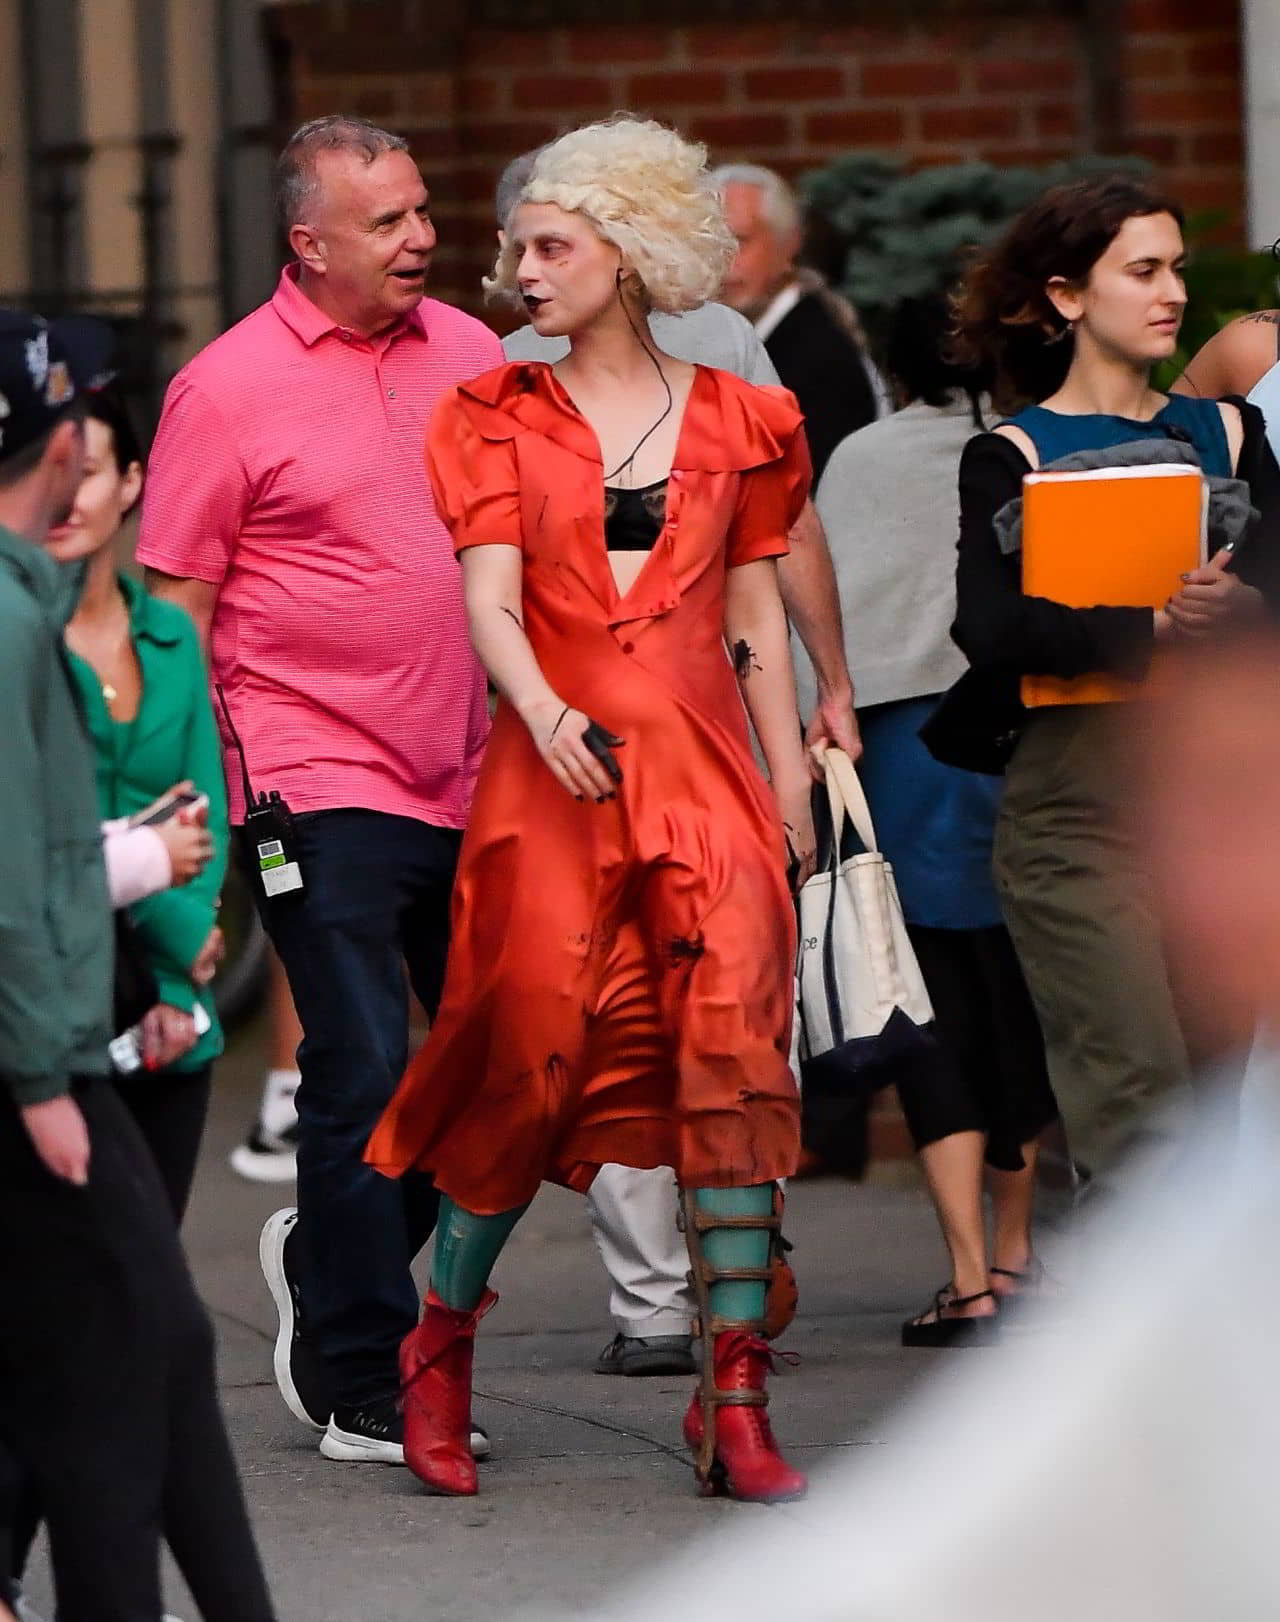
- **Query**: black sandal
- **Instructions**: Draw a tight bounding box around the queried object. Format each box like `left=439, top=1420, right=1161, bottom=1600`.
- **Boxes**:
left=990, top=1260, right=1045, bottom=1296
left=901, top=1286, right=999, bottom=1349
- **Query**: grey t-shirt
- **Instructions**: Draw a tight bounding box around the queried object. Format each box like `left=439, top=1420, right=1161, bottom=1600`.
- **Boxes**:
left=501, top=302, right=780, bottom=386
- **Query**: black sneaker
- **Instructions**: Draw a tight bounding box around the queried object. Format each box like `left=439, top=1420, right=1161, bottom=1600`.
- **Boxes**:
left=259, top=1208, right=334, bottom=1430
left=320, top=1395, right=404, bottom=1463
left=594, top=1331, right=696, bottom=1377
left=319, top=1396, right=491, bottom=1464
left=229, top=1119, right=299, bottom=1183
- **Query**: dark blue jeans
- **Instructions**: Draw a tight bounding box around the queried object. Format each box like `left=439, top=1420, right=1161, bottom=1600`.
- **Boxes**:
left=252, top=809, right=460, bottom=1406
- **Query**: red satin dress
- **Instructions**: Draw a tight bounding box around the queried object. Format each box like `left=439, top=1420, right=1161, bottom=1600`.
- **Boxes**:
left=366, top=360, right=811, bottom=1213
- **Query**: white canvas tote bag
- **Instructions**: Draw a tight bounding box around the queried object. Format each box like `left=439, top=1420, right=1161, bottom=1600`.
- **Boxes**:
left=796, top=746, right=933, bottom=1067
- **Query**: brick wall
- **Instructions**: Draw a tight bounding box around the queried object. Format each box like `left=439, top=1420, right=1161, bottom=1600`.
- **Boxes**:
left=1124, top=0, right=1243, bottom=224
left=269, top=0, right=1245, bottom=316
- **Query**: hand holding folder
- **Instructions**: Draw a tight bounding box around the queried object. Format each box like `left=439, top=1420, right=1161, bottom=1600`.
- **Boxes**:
left=1019, top=463, right=1208, bottom=708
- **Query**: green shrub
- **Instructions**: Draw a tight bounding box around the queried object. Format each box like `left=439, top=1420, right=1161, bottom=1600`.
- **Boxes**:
left=797, top=155, right=1278, bottom=384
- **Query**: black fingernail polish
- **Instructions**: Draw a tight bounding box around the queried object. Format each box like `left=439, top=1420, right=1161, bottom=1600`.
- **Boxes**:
left=596, top=795, right=605, bottom=803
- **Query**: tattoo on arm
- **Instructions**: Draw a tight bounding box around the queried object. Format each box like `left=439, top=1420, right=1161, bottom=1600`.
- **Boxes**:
left=1243, top=311, right=1280, bottom=327
left=500, top=606, right=525, bottom=632
left=731, top=639, right=762, bottom=679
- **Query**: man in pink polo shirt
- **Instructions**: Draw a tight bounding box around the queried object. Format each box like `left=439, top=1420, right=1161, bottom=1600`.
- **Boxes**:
left=139, top=116, right=502, bottom=1467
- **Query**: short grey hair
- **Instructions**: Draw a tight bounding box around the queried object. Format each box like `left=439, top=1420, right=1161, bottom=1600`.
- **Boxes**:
left=276, top=115, right=410, bottom=231
left=494, top=149, right=542, bottom=229
left=708, top=163, right=802, bottom=240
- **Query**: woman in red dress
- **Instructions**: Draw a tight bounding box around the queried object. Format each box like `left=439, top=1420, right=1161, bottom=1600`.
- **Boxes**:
left=367, top=116, right=817, bottom=1502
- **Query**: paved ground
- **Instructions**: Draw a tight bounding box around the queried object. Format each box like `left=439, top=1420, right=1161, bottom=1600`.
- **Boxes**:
left=24, top=1019, right=960, bottom=1622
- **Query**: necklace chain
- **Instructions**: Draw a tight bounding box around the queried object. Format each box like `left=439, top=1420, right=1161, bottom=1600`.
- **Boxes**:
left=69, top=597, right=134, bottom=714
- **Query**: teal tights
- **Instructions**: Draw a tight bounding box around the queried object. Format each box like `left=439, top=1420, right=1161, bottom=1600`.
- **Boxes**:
left=694, top=1184, right=773, bottom=1323
left=431, top=1197, right=529, bottom=1311
left=431, top=1184, right=774, bottom=1323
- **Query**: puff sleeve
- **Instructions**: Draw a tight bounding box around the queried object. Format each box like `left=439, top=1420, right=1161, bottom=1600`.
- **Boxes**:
left=425, top=387, right=524, bottom=555
left=725, top=403, right=812, bottom=569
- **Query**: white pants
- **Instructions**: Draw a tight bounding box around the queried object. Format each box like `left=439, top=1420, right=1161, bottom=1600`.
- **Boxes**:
left=586, top=1164, right=694, bottom=1338
left=585, top=994, right=801, bottom=1338
left=584, top=999, right=794, bottom=1343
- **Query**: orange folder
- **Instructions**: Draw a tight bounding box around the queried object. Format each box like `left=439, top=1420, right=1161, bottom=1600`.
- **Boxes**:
left=1019, top=463, right=1208, bottom=708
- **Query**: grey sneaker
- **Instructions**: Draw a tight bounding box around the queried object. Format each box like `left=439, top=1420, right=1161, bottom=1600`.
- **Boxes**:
left=594, top=1331, right=696, bottom=1377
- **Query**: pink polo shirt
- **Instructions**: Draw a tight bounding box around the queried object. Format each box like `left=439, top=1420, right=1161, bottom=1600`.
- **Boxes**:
left=137, top=266, right=503, bottom=825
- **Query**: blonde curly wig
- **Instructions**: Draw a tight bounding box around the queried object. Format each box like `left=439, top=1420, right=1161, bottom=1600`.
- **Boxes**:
left=487, top=115, right=735, bottom=315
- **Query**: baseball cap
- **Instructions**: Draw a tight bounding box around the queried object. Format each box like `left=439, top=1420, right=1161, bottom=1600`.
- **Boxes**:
left=49, top=314, right=119, bottom=394
left=0, top=310, right=83, bottom=466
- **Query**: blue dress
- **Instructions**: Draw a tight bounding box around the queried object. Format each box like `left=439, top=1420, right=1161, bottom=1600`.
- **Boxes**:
left=988, top=392, right=1232, bottom=1174
left=858, top=697, right=1004, bottom=930
left=1009, top=393, right=1231, bottom=477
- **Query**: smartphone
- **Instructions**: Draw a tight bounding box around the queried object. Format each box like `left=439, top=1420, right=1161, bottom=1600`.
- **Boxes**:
left=133, top=789, right=208, bottom=827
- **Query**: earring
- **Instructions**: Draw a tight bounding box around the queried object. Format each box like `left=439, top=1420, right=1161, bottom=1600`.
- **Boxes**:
left=1046, top=320, right=1073, bottom=346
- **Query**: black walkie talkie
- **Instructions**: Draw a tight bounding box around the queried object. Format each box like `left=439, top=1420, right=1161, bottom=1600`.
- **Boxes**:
left=215, top=685, right=305, bottom=900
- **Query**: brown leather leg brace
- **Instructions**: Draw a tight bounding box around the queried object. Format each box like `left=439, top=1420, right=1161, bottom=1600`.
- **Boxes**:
left=679, top=1188, right=788, bottom=1487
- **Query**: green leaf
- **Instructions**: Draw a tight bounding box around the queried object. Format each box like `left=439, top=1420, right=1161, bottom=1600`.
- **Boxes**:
left=798, top=151, right=1278, bottom=360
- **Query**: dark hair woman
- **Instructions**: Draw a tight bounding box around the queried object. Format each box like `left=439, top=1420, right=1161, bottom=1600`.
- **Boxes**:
left=884, top=288, right=994, bottom=417
left=46, top=372, right=229, bottom=1222
left=941, top=175, right=1280, bottom=1189
left=805, top=287, right=1055, bottom=1344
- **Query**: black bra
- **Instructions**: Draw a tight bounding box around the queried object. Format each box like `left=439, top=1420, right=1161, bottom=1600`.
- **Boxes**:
left=604, top=479, right=667, bottom=552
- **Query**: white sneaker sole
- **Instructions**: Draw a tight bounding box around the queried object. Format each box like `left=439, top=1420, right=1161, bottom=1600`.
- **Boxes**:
left=230, top=1143, right=298, bottom=1183
left=318, top=1422, right=491, bottom=1464
left=319, top=1420, right=404, bottom=1464
left=258, top=1208, right=324, bottom=1432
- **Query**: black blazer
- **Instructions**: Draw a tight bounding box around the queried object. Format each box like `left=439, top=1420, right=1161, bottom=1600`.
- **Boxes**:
left=764, top=291, right=878, bottom=482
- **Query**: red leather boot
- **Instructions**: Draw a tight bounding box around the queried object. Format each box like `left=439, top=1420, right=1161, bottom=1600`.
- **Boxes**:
left=399, top=1288, right=497, bottom=1496
left=682, top=1330, right=807, bottom=1502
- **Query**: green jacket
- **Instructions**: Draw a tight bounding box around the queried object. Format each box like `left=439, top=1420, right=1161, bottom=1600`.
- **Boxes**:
left=0, top=525, right=113, bottom=1107
left=65, top=574, right=229, bottom=1071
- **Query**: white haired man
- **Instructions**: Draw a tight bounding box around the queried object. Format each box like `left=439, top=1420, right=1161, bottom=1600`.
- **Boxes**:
left=498, top=149, right=859, bottom=1378
left=139, top=117, right=503, bottom=1466
left=711, top=162, right=886, bottom=479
